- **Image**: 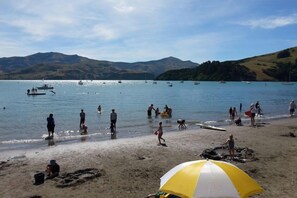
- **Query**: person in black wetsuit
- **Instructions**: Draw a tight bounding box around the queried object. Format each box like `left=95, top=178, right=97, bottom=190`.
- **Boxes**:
left=47, top=113, right=55, bottom=137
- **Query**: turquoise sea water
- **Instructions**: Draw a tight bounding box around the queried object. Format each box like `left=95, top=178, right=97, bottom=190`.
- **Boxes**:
left=0, top=80, right=296, bottom=151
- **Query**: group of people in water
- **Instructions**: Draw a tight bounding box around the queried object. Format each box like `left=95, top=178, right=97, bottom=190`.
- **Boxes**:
left=230, top=99, right=295, bottom=127
left=228, top=101, right=265, bottom=127
left=46, top=103, right=172, bottom=145
left=147, top=104, right=172, bottom=118
left=46, top=99, right=296, bottom=146
left=46, top=107, right=118, bottom=139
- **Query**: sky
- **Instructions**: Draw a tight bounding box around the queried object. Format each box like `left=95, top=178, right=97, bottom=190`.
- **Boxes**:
left=0, top=0, right=297, bottom=63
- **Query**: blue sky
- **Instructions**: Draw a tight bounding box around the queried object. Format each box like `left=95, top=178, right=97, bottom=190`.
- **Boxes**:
left=0, top=0, right=297, bottom=63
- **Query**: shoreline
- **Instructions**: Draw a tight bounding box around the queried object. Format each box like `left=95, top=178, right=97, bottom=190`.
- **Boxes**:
left=1, top=117, right=297, bottom=197
left=0, top=113, right=293, bottom=154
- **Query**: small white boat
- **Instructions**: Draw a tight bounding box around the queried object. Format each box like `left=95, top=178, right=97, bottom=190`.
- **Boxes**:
left=27, top=88, right=46, bottom=95
left=27, top=92, right=46, bottom=96
left=37, top=84, right=54, bottom=90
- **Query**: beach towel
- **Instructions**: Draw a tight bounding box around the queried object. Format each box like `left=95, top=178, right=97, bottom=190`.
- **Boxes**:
left=245, top=110, right=252, bottom=117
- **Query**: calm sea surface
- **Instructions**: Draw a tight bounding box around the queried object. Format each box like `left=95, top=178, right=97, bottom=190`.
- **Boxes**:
left=0, top=80, right=296, bottom=151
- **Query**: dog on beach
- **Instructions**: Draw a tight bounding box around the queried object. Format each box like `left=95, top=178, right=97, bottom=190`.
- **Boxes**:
left=177, top=119, right=186, bottom=130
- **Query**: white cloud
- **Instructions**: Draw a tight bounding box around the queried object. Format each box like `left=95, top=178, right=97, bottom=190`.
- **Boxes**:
left=0, top=0, right=297, bottom=62
left=239, top=14, right=297, bottom=29
left=91, top=25, right=118, bottom=41
left=113, top=3, right=135, bottom=13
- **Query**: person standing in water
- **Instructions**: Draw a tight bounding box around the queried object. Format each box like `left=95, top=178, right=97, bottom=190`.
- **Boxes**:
left=147, top=104, right=155, bottom=117
left=80, top=109, right=86, bottom=128
left=97, top=105, right=102, bottom=114
left=289, top=100, right=296, bottom=116
left=47, top=113, right=55, bottom=137
left=110, top=109, right=117, bottom=132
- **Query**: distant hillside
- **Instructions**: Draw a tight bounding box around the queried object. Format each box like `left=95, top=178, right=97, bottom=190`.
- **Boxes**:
left=239, top=47, right=297, bottom=81
left=157, top=46, right=297, bottom=81
left=156, top=61, right=256, bottom=81
left=111, top=56, right=198, bottom=76
left=1, top=47, right=297, bottom=81
left=0, top=53, right=198, bottom=80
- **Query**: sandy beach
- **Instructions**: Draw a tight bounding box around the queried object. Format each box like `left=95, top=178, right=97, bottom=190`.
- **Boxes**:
left=1, top=117, right=297, bottom=198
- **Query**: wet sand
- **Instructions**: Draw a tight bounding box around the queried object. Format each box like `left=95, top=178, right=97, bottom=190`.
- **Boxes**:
left=1, top=117, right=297, bottom=198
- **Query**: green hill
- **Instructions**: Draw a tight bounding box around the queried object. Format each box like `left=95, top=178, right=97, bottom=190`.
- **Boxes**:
left=239, top=47, right=297, bottom=81
left=156, top=47, right=297, bottom=81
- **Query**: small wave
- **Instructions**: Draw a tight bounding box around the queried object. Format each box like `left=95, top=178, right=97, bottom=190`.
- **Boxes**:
left=202, top=114, right=291, bottom=127
left=1, top=139, right=43, bottom=144
left=9, top=155, right=27, bottom=161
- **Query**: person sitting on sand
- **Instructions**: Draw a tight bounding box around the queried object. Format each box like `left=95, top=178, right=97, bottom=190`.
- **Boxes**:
left=155, top=122, right=165, bottom=145
left=46, top=160, right=60, bottom=179
left=234, top=117, right=242, bottom=126
left=223, top=134, right=235, bottom=160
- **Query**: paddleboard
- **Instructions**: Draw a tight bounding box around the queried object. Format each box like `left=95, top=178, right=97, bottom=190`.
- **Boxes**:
left=196, top=123, right=226, bottom=131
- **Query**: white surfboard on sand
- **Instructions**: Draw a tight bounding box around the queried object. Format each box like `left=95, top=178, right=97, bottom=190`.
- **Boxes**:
left=196, top=123, right=226, bottom=131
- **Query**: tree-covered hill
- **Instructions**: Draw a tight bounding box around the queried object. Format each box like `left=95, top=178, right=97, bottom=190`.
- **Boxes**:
left=156, top=61, right=256, bottom=81
left=156, top=47, right=297, bottom=81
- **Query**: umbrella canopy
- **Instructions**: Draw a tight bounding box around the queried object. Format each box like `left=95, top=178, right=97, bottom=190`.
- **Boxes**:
left=160, top=160, right=264, bottom=198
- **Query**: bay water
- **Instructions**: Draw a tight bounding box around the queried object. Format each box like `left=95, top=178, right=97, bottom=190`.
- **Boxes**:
left=0, top=80, right=296, bottom=151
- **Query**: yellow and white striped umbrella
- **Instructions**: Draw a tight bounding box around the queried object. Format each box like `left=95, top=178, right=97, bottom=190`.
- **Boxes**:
left=160, top=160, right=264, bottom=198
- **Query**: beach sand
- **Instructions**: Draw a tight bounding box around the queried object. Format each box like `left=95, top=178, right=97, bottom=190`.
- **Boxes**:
left=1, top=118, right=297, bottom=198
